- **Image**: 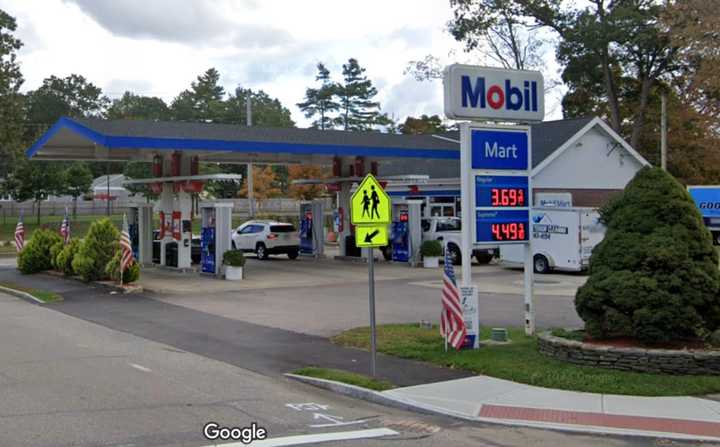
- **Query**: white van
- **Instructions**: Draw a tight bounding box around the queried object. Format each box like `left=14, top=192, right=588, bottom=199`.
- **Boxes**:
left=500, top=208, right=605, bottom=273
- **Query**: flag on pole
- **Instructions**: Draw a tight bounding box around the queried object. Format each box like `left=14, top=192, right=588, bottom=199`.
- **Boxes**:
left=119, top=214, right=134, bottom=278
left=60, top=208, right=70, bottom=244
left=14, top=214, right=25, bottom=253
left=440, top=249, right=467, bottom=350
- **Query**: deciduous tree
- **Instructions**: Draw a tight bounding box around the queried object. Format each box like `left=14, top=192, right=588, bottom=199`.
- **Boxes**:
left=107, top=92, right=170, bottom=120
left=399, top=115, right=448, bottom=135
left=4, top=160, right=64, bottom=224
left=239, top=165, right=282, bottom=208
left=0, top=9, right=24, bottom=180
left=63, top=162, right=93, bottom=217
left=288, top=165, right=326, bottom=200
left=223, top=86, right=294, bottom=127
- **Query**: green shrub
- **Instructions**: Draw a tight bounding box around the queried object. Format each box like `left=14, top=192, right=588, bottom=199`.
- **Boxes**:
left=17, top=228, right=63, bottom=274
left=223, top=249, right=246, bottom=267
left=575, top=167, right=720, bottom=344
left=49, top=241, right=64, bottom=270
left=55, top=239, right=81, bottom=276
left=72, top=218, right=120, bottom=282
left=420, top=240, right=443, bottom=257
left=105, top=250, right=140, bottom=283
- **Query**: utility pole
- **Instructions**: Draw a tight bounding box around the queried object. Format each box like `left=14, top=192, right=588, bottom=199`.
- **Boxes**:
left=106, top=162, right=111, bottom=216
left=661, top=93, right=667, bottom=171
left=246, top=93, right=255, bottom=218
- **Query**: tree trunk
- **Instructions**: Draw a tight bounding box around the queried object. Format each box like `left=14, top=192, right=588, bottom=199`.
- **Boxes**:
left=630, top=75, right=653, bottom=150
left=601, top=51, right=622, bottom=134
left=72, top=196, right=78, bottom=218
left=36, top=200, right=41, bottom=225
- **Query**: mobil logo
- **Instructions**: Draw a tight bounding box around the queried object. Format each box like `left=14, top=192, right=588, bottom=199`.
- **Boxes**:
left=444, top=64, right=544, bottom=122
left=461, top=76, right=538, bottom=112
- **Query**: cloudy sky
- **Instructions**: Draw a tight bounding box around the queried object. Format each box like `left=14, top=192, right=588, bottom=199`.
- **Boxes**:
left=1, top=0, right=563, bottom=127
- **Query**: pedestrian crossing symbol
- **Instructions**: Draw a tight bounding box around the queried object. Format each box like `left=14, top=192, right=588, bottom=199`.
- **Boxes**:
left=355, top=224, right=389, bottom=248
left=351, top=174, right=391, bottom=225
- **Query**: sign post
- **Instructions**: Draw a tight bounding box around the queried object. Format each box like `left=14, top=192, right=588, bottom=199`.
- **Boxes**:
left=351, top=173, right=391, bottom=376
left=444, top=64, right=544, bottom=336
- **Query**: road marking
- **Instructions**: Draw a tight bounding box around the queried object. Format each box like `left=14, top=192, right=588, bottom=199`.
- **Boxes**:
left=309, top=412, right=370, bottom=428
left=129, top=363, right=152, bottom=373
left=210, top=428, right=398, bottom=447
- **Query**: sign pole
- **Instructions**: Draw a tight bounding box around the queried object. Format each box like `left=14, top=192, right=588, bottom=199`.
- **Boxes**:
left=460, top=122, right=473, bottom=287
left=367, top=247, right=377, bottom=377
left=523, top=243, right=535, bottom=335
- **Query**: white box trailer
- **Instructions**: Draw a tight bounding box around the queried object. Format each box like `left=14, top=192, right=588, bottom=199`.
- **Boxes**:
left=500, top=207, right=605, bottom=273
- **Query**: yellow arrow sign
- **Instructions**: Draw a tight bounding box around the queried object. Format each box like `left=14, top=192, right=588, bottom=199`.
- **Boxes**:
left=351, top=174, right=391, bottom=225
left=355, top=224, right=389, bottom=248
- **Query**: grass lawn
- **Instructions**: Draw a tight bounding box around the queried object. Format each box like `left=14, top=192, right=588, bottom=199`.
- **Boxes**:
left=0, top=281, right=62, bottom=303
left=293, top=367, right=395, bottom=391
left=332, top=324, right=720, bottom=397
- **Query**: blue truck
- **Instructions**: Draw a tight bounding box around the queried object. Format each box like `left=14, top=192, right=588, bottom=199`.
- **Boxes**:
left=688, top=186, right=720, bottom=245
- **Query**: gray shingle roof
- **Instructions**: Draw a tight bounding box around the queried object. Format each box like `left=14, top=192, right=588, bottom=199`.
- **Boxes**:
left=441, top=116, right=595, bottom=167
left=74, top=117, right=458, bottom=152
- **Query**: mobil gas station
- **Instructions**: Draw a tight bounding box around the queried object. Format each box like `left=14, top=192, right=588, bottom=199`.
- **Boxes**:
left=22, top=65, right=646, bottom=336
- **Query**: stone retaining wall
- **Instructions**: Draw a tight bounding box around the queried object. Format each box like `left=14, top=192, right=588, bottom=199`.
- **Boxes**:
left=537, top=332, right=720, bottom=375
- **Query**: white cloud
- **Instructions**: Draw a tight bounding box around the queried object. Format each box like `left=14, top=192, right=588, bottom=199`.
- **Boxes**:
left=0, top=0, right=563, bottom=126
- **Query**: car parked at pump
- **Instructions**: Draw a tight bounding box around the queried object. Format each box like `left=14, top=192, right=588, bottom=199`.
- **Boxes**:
left=231, top=220, right=300, bottom=260
left=421, top=216, right=495, bottom=265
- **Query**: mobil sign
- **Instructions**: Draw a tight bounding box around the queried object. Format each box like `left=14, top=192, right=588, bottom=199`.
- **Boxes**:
left=443, top=64, right=544, bottom=122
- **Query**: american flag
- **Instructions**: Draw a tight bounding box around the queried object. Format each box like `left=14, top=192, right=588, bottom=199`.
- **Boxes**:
left=119, top=214, right=134, bottom=274
left=440, top=249, right=467, bottom=350
left=14, top=215, right=24, bottom=253
left=60, top=208, right=70, bottom=244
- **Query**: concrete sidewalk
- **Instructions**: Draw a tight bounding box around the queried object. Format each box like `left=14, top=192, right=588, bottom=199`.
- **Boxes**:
left=381, top=375, right=720, bottom=442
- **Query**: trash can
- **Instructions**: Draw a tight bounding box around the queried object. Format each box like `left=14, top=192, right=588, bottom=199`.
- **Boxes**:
left=344, top=235, right=361, bottom=257
left=165, top=241, right=178, bottom=267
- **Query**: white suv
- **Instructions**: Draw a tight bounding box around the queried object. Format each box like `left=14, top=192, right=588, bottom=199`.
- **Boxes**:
left=231, top=220, right=300, bottom=260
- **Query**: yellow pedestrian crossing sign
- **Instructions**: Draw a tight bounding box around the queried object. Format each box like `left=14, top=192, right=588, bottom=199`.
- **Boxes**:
left=355, top=224, right=388, bottom=248
left=351, top=174, right=391, bottom=225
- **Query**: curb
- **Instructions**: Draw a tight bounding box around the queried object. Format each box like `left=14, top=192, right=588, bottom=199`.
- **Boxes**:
left=284, top=374, right=720, bottom=443
left=43, top=271, right=143, bottom=295
left=0, top=284, right=45, bottom=304
left=284, top=373, right=462, bottom=420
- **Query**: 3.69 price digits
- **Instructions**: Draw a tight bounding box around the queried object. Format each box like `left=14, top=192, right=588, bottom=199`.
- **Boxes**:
left=491, top=222, right=526, bottom=241
left=490, top=188, right=525, bottom=207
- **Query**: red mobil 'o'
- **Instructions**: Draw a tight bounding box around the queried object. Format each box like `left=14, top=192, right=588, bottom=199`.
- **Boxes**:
left=487, top=85, right=505, bottom=109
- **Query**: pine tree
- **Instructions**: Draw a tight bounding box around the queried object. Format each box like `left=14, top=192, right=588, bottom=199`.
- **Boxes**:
left=171, top=68, right=226, bottom=122
left=335, top=58, right=383, bottom=131
left=297, top=63, right=340, bottom=130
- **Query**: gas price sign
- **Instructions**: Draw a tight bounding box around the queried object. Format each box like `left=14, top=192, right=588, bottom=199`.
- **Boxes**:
left=476, top=210, right=528, bottom=242
left=467, top=126, right=531, bottom=245
left=476, top=176, right=528, bottom=208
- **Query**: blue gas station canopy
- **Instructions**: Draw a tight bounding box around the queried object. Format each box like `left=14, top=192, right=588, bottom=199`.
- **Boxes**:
left=26, top=117, right=460, bottom=165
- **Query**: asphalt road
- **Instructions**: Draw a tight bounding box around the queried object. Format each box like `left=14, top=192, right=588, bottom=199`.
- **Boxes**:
left=0, top=290, right=677, bottom=447
left=148, top=258, right=584, bottom=337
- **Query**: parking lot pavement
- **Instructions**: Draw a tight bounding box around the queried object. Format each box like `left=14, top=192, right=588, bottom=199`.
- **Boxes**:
left=0, top=290, right=445, bottom=447
left=145, top=258, right=585, bottom=337
left=0, top=290, right=652, bottom=447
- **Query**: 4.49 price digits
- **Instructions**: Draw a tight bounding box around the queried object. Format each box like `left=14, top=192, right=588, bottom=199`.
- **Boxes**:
left=490, top=188, right=525, bottom=207
left=491, top=222, right=526, bottom=241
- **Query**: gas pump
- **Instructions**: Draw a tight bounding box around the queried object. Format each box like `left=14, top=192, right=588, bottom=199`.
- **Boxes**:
left=390, top=205, right=410, bottom=262
left=299, top=203, right=313, bottom=255
left=127, top=208, right=140, bottom=259
left=199, top=202, right=233, bottom=277
left=201, top=207, right=216, bottom=274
